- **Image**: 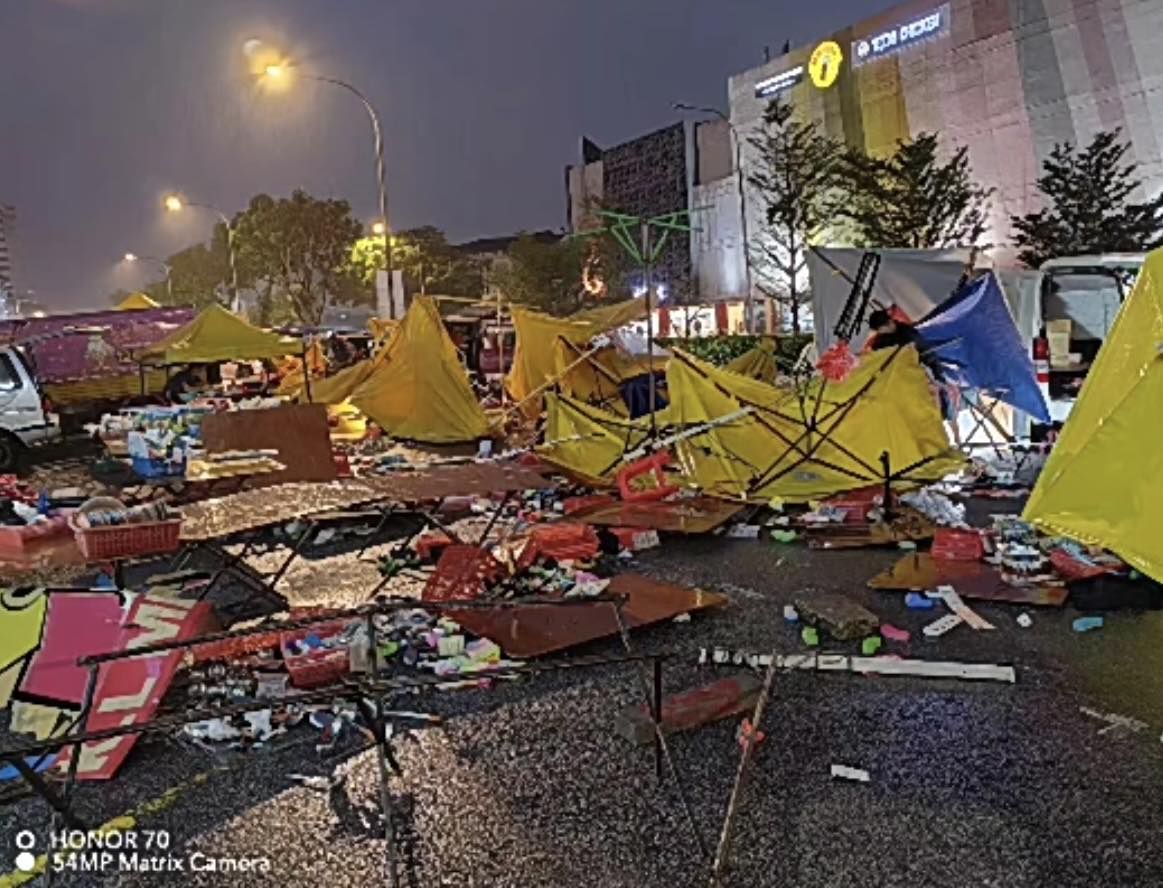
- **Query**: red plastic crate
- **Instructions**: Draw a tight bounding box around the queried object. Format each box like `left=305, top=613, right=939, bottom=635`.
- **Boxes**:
left=423, top=544, right=503, bottom=602
left=931, top=529, right=985, bottom=561
left=519, top=522, right=599, bottom=568
left=823, top=487, right=881, bottom=524
left=0, top=514, right=72, bottom=558
left=279, top=621, right=354, bottom=688
left=70, top=517, right=183, bottom=561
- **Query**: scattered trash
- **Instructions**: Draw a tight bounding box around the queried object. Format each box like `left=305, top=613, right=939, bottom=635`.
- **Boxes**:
left=861, top=636, right=882, bottom=655
left=615, top=674, right=762, bottom=744
left=901, top=490, right=967, bottom=528
left=726, top=524, right=761, bottom=539
left=922, top=614, right=963, bottom=637
left=782, top=604, right=799, bottom=623
left=905, top=592, right=936, bottom=610
left=929, top=585, right=995, bottom=631
left=898, top=540, right=918, bottom=551
left=1073, top=616, right=1104, bottom=633
left=1016, top=612, right=1033, bottom=628
left=770, top=529, right=798, bottom=544
left=830, top=764, right=870, bottom=783
left=794, top=591, right=879, bottom=641
left=672, top=612, right=692, bottom=623
left=736, top=717, right=766, bottom=751
left=1080, top=706, right=1149, bottom=735
left=880, top=624, right=910, bottom=643
left=698, top=650, right=1016, bottom=683
left=801, top=626, right=820, bottom=647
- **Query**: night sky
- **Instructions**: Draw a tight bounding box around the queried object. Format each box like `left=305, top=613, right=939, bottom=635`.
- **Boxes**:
left=0, top=0, right=886, bottom=310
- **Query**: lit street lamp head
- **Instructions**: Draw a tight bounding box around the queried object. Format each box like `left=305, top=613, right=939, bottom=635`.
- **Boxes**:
left=123, top=252, right=138, bottom=263
left=163, top=194, right=184, bottom=213
left=371, top=221, right=386, bottom=236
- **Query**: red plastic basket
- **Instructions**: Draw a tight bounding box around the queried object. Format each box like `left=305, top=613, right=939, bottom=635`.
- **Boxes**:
left=931, top=528, right=985, bottom=562
left=70, top=517, right=183, bottom=561
left=423, top=544, right=502, bottom=602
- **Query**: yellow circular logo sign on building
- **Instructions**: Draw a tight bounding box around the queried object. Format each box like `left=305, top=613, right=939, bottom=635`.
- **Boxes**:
left=808, top=40, right=844, bottom=89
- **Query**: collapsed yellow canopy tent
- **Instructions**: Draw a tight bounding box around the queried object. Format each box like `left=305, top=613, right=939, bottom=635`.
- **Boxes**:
left=506, top=299, right=647, bottom=415
left=137, top=304, right=303, bottom=365
left=539, top=345, right=962, bottom=502
left=1024, top=248, right=1163, bottom=583
left=349, top=295, right=490, bottom=443
left=725, top=339, right=779, bottom=384
left=116, top=292, right=160, bottom=311
left=554, top=337, right=663, bottom=416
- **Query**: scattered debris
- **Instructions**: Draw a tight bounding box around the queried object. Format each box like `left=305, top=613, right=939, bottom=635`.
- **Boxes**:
left=928, top=585, right=996, bottom=631
left=861, top=636, right=882, bottom=655
left=615, top=674, right=763, bottom=745
left=1080, top=706, right=1149, bottom=736
left=830, top=764, right=870, bottom=783
left=782, top=604, right=799, bottom=623
left=923, top=614, right=963, bottom=637
left=1016, top=612, right=1033, bottom=628
left=905, top=592, right=936, bottom=610
left=697, top=650, right=1016, bottom=683
left=801, top=626, right=820, bottom=647
left=794, top=591, right=879, bottom=641
left=1073, top=616, right=1104, bottom=633
left=880, top=624, right=910, bottom=643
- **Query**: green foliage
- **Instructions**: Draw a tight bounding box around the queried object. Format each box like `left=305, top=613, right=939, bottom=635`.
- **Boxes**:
left=1011, top=129, right=1163, bottom=268
left=231, top=190, right=363, bottom=326
left=665, top=333, right=813, bottom=369
left=142, top=235, right=231, bottom=309
left=493, top=232, right=632, bottom=317
left=343, top=226, right=483, bottom=305
left=837, top=132, right=993, bottom=250
left=747, top=98, right=847, bottom=334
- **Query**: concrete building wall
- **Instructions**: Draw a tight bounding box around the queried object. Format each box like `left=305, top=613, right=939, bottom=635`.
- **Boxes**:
left=0, top=205, right=15, bottom=296
left=696, top=119, right=734, bottom=184
left=728, top=0, right=1163, bottom=282
left=566, top=160, right=604, bottom=233
left=691, top=176, right=746, bottom=301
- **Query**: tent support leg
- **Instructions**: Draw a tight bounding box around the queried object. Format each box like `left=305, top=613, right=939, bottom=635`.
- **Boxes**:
left=880, top=451, right=893, bottom=521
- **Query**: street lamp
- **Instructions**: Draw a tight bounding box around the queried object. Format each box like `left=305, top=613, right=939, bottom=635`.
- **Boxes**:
left=251, top=45, right=394, bottom=319
left=674, top=102, right=756, bottom=332
left=163, top=193, right=239, bottom=311
left=123, top=252, right=173, bottom=302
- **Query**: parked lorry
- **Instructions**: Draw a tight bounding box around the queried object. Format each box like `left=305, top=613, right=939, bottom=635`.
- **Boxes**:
left=0, top=306, right=194, bottom=432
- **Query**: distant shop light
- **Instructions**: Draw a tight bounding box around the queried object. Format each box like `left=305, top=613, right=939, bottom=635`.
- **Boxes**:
left=852, top=3, right=950, bottom=67
left=755, top=65, right=804, bottom=99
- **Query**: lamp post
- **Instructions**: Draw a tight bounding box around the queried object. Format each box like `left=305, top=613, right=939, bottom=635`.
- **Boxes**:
left=123, top=252, right=173, bottom=302
left=257, top=54, right=394, bottom=319
left=674, top=102, right=755, bottom=332
left=163, top=194, right=239, bottom=311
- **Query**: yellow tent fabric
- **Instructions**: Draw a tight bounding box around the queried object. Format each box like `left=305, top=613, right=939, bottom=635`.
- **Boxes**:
left=538, top=345, right=962, bottom=502
left=350, top=296, right=489, bottom=442
left=554, top=338, right=663, bottom=416
left=506, top=299, right=647, bottom=414
left=116, top=292, right=160, bottom=311
left=303, top=359, right=377, bottom=405
left=725, top=339, right=779, bottom=384
left=138, top=304, right=303, bottom=365
left=1024, top=248, right=1163, bottom=582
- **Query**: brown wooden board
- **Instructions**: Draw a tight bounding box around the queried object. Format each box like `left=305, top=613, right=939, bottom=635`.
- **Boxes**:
left=569, top=496, right=743, bottom=533
left=201, top=404, right=336, bottom=486
left=358, top=461, right=552, bottom=503
left=450, top=574, right=728, bottom=659
left=615, top=673, right=762, bottom=745
left=868, top=553, right=1069, bottom=606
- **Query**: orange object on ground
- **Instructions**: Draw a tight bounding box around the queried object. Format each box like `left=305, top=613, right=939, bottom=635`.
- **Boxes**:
left=519, top=522, right=600, bottom=568
left=931, top=529, right=985, bottom=561
left=424, top=544, right=503, bottom=601
left=617, top=451, right=678, bottom=502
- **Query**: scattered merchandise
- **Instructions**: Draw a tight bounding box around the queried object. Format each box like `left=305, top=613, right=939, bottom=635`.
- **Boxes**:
left=861, top=636, right=882, bottom=655
left=928, top=585, right=996, bottom=631
left=830, top=764, right=871, bottom=783
left=905, top=592, right=936, bottom=610
left=880, top=624, right=910, bottom=643
left=782, top=605, right=799, bottom=623
left=794, top=591, right=879, bottom=641
left=801, top=626, right=820, bottom=647
left=1016, top=613, right=1033, bottom=628
left=1072, top=616, right=1105, bottom=633
left=923, top=614, right=964, bottom=638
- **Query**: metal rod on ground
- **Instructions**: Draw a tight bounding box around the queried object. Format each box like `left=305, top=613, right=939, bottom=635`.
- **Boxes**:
left=643, top=220, right=657, bottom=440
left=609, top=601, right=708, bottom=859
left=652, top=656, right=664, bottom=782
left=366, top=613, right=400, bottom=888
left=710, top=649, right=779, bottom=884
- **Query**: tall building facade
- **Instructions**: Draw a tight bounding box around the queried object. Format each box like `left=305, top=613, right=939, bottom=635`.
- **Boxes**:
left=0, top=205, right=15, bottom=297
left=718, top=0, right=1163, bottom=290
left=565, top=120, right=738, bottom=302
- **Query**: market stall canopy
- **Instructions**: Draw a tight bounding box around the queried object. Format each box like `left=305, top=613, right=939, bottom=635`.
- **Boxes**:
left=916, top=272, right=1050, bottom=423
left=350, top=295, right=490, bottom=443
left=539, top=345, right=963, bottom=503
left=724, top=339, right=780, bottom=384
left=506, top=299, right=648, bottom=416
left=136, top=304, right=303, bottom=365
left=116, top=292, right=160, bottom=311
left=1024, top=247, right=1163, bottom=584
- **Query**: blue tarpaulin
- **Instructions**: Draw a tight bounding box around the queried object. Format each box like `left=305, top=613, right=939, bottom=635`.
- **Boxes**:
left=916, top=272, right=1050, bottom=423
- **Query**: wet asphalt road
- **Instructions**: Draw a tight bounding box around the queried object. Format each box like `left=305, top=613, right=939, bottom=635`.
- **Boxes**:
left=3, top=519, right=1163, bottom=888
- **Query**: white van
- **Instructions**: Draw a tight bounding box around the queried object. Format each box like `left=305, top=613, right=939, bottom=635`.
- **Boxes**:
left=1031, top=253, right=1146, bottom=434
left=0, top=344, right=60, bottom=471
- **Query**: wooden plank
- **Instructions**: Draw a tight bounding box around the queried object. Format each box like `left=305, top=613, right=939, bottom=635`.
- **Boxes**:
left=615, top=674, right=762, bottom=745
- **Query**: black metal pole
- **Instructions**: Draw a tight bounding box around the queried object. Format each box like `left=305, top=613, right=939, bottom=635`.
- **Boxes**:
left=365, top=613, right=400, bottom=888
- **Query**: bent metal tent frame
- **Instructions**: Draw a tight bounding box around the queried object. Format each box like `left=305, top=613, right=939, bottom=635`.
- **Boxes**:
left=540, top=343, right=963, bottom=504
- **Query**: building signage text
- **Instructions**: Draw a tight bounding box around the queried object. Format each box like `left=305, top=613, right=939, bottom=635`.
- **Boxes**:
left=853, top=4, right=950, bottom=67
left=754, top=65, right=804, bottom=99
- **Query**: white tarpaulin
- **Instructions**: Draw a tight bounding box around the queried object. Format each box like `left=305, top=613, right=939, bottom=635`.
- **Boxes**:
left=807, top=247, right=980, bottom=352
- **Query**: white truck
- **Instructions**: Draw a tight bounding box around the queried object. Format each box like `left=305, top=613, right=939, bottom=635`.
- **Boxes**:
left=0, top=344, right=61, bottom=472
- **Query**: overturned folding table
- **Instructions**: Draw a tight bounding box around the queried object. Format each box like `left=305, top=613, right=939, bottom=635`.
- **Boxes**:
left=174, top=461, right=555, bottom=605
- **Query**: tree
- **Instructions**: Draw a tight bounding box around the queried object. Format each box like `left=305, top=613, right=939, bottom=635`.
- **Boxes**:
left=343, top=226, right=483, bottom=306
left=231, top=190, right=363, bottom=326
left=492, top=233, right=630, bottom=316
left=838, top=131, right=993, bottom=251
left=1011, top=129, right=1163, bottom=268
left=747, top=97, right=847, bottom=334
left=143, top=234, right=231, bottom=309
